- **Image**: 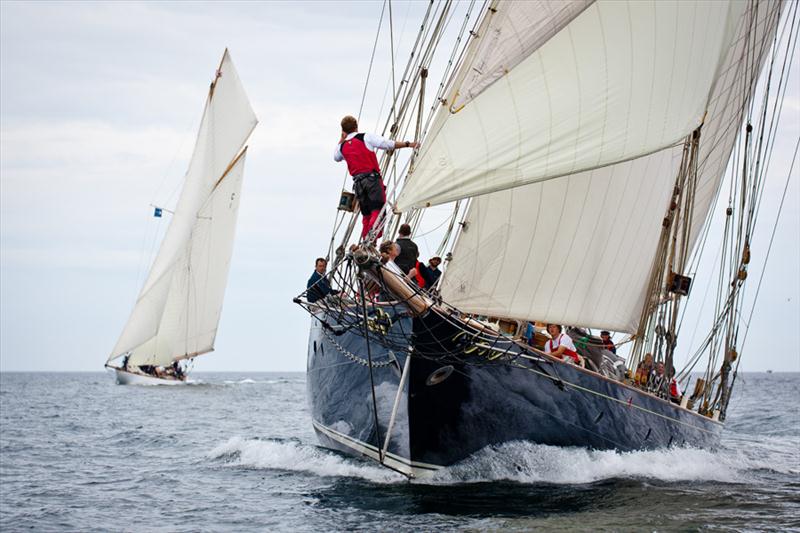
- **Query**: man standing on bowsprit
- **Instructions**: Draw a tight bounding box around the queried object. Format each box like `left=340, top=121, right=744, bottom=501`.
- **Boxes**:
left=334, top=115, right=418, bottom=239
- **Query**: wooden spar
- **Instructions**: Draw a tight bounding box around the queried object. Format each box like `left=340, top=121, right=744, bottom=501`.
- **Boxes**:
left=211, top=146, right=249, bottom=193
left=208, top=48, right=228, bottom=100
left=174, top=348, right=214, bottom=362
left=218, top=47, right=229, bottom=72
left=352, top=245, right=432, bottom=315
left=375, top=267, right=431, bottom=316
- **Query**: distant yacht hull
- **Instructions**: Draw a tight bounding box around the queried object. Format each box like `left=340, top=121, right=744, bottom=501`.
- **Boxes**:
left=306, top=306, right=722, bottom=478
left=108, top=367, right=187, bottom=386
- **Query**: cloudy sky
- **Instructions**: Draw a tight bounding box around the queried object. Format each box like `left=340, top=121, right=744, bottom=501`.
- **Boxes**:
left=1, top=1, right=798, bottom=373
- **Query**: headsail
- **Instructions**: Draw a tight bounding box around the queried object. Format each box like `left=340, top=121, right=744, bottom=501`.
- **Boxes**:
left=437, top=1, right=783, bottom=333
left=445, top=0, right=594, bottom=113
left=396, top=0, right=746, bottom=211
left=109, top=50, right=258, bottom=366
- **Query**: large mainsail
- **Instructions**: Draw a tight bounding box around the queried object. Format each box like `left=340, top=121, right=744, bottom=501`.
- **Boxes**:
left=109, top=50, right=258, bottom=367
left=397, top=0, right=747, bottom=211
left=435, top=1, right=783, bottom=333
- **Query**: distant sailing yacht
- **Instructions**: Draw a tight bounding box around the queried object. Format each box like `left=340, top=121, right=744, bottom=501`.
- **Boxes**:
left=106, top=50, right=257, bottom=385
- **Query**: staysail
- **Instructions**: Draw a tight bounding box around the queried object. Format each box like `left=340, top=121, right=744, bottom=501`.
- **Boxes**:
left=436, top=1, right=783, bottom=333
left=109, top=50, right=258, bottom=367
left=396, top=0, right=747, bottom=211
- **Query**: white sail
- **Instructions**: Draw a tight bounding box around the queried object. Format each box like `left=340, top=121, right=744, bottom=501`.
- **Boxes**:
left=128, top=152, right=248, bottom=367
left=110, top=50, right=257, bottom=365
left=438, top=0, right=782, bottom=333
left=396, top=0, right=746, bottom=211
left=446, top=0, right=594, bottom=112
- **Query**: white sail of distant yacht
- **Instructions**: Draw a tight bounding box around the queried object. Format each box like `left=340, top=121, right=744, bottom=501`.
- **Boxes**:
left=107, top=49, right=257, bottom=385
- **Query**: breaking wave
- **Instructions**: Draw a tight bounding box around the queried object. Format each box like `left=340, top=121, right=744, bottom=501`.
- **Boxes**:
left=207, top=437, right=402, bottom=483
left=219, top=378, right=302, bottom=385
left=430, top=439, right=797, bottom=485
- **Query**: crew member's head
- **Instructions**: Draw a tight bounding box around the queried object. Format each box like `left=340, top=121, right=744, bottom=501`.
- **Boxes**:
left=315, top=257, right=327, bottom=274
left=379, top=241, right=396, bottom=262
left=341, top=115, right=358, bottom=134
left=547, top=324, right=562, bottom=337
left=429, top=256, right=442, bottom=268
left=398, top=223, right=412, bottom=237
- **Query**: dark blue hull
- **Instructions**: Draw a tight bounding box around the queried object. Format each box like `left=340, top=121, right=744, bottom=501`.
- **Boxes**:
left=306, top=307, right=721, bottom=477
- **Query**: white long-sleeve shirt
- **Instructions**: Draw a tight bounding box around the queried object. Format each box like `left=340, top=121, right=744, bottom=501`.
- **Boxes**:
left=334, top=132, right=395, bottom=162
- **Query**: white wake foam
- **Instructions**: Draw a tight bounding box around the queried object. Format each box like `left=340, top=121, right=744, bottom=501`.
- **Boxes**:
left=429, top=440, right=793, bottom=485
left=208, top=435, right=798, bottom=486
left=220, top=378, right=301, bottom=385
left=207, top=437, right=403, bottom=483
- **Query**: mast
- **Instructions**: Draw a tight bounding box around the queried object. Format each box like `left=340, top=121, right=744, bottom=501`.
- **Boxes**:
left=629, top=0, right=794, bottom=418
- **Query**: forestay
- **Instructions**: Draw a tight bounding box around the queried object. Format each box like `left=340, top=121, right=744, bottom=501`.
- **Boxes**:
left=438, top=1, right=782, bottom=333
left=396, top=0, right=746, bottom=210
left=109, top=51, right=257, bottom=367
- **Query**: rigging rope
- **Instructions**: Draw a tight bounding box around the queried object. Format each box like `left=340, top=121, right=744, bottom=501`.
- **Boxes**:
left=739, top=136, right=798, bottom=349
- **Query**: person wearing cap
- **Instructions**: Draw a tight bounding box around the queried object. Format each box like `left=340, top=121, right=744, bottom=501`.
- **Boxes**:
left=417, top=256, right=442, bottom=288
left=334, top=116, right=418, bottom=240
left=600, top=330, right=616, bottom=354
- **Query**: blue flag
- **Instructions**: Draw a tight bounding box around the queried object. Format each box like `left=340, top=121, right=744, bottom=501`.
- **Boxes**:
left=154, top=207, right=162, bottom=218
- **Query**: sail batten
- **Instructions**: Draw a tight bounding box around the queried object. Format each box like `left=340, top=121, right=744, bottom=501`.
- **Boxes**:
left=397, top=0, right=747, bottom=211
left=110, top=51, right=257, bottom=367
left=438, top=0, right=782, bottom=333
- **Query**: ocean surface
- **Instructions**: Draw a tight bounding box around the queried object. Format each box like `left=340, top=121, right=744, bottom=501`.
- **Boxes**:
left=0, top=371, right=797, bottom=532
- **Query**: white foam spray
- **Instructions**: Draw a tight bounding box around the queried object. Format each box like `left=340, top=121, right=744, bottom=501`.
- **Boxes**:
left=207, top=437, right=404, bottom=483
left=428, top=438, right=799, bottom=485
left=208, top=434, right=799, bottom=486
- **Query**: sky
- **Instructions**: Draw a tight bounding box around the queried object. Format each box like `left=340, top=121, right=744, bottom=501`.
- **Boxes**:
left=0, top=1, right=798, bottom=373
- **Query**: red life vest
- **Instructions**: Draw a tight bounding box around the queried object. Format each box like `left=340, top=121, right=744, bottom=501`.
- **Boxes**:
left=670, top=379, right=680, bottom=398
left=414, top=261, right=426, bottom=288
left=340, top=133, right=381, bottom=176
left=547, top=334, right=580, bottom=363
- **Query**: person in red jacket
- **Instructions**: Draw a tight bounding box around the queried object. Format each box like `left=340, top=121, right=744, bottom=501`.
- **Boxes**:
left=334, top=115, right=418, bottom=239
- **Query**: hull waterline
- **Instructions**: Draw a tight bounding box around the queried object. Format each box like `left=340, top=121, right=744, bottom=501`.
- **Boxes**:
left=108, top=367, right=187, bottom=386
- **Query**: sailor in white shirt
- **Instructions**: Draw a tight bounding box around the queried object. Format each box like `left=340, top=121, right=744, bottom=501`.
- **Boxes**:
left=379, top=240, right=406, bottom=278
left=544, top=324, right=581, bottom=365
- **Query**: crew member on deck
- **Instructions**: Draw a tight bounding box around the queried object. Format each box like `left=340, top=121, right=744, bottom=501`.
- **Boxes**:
left=378, top=241, right=405, bottom=277
left=669, top=366, right=682, bottom=403
left=634, top=353, right=654, bottom=387
left=306, top=257, right=337, bottom=303
left=395, top=223, right=419, bottom=274
left=600, top=330, right=616, bottom=354
left=421, top=256, right=442, bottom=287
left=172, top=361, right=184, bottom=380
left=648, top=361, right=667, bottom=394
left=544, top=324, right=581, bottom=365
left=334, top=116, right=418, bottom=239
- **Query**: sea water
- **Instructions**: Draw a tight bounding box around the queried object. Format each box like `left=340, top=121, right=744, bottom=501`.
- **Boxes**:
left=0, top=372, right=797, bottom=531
